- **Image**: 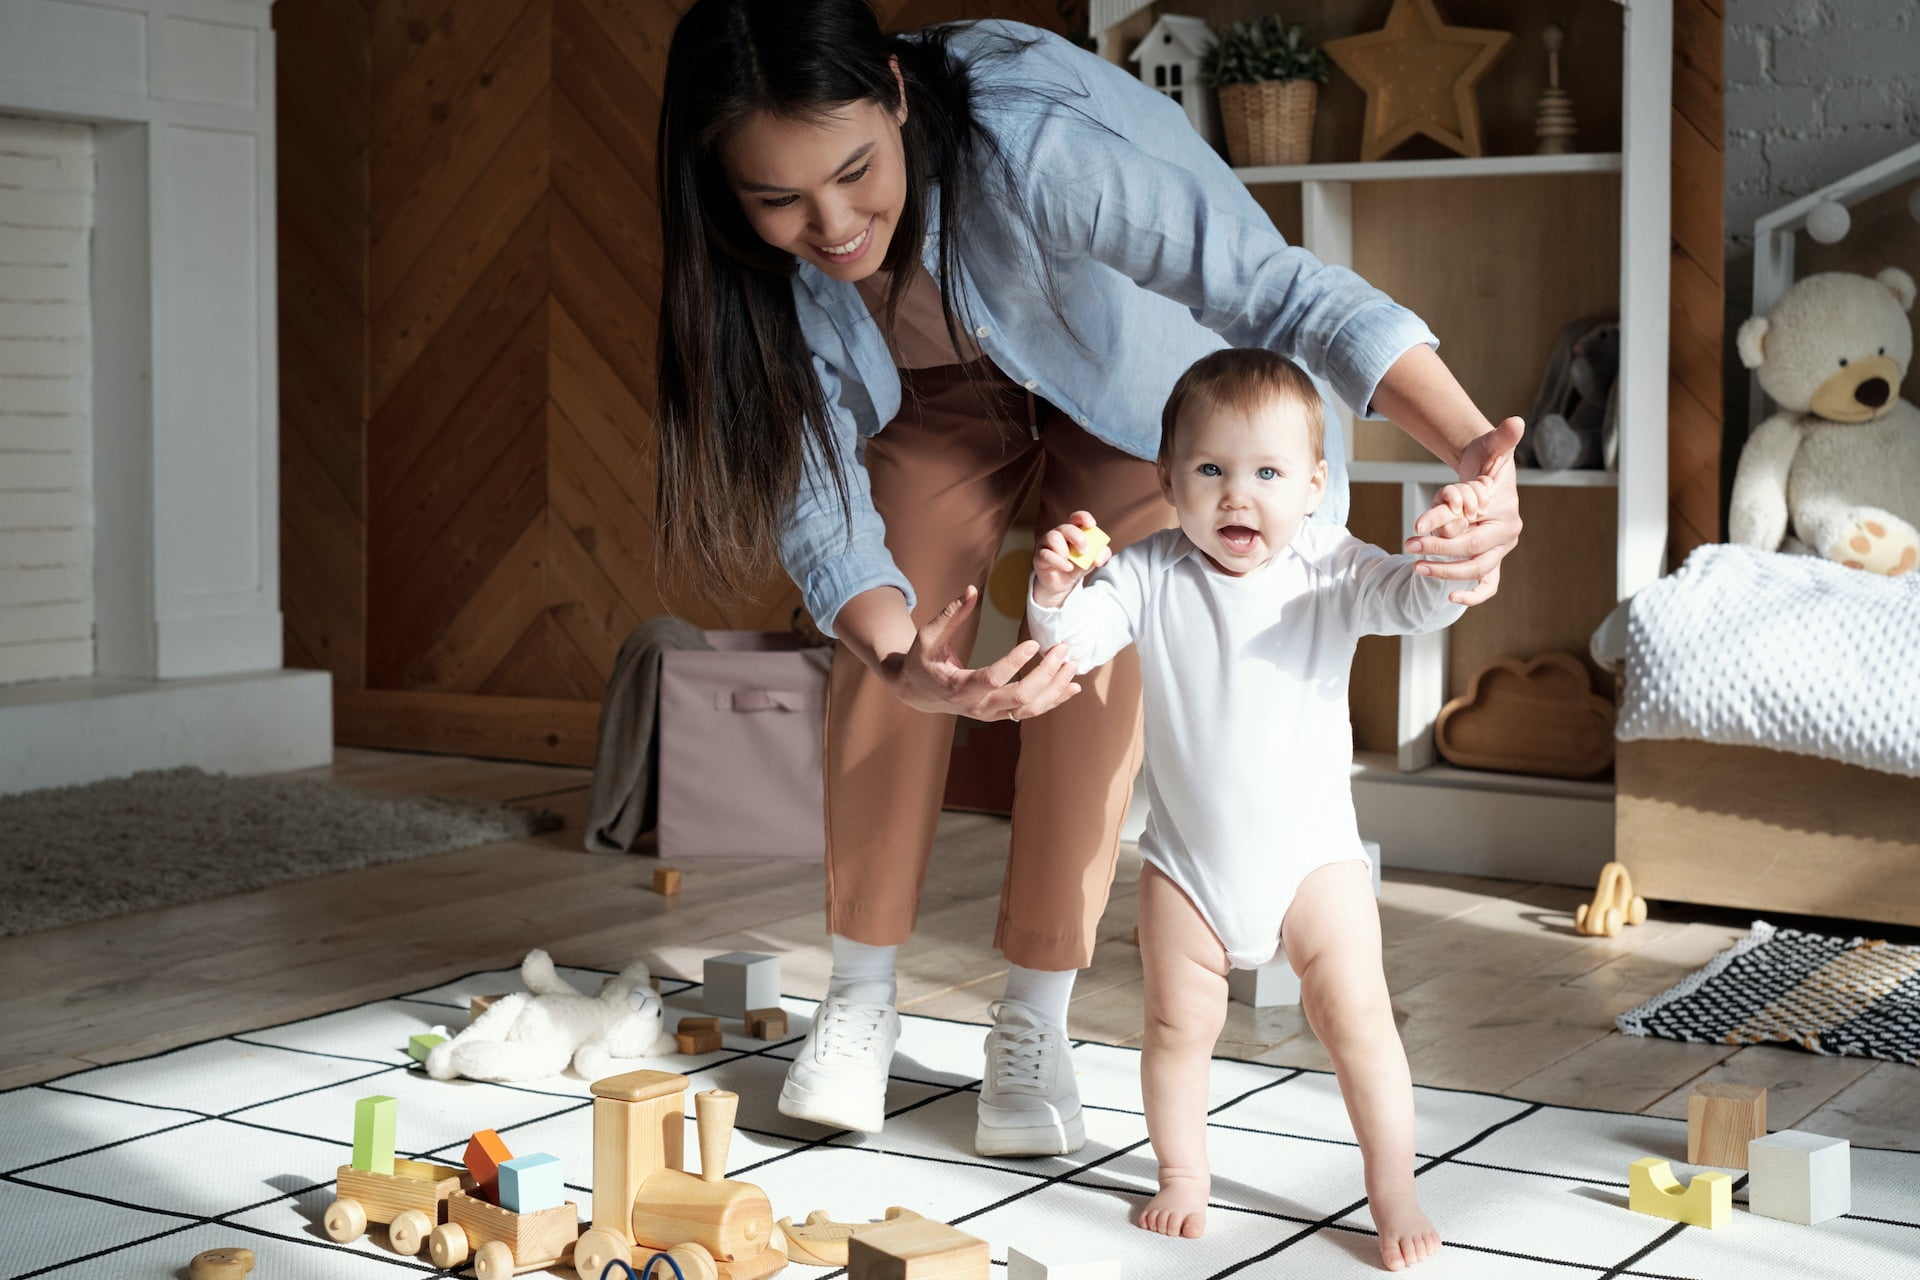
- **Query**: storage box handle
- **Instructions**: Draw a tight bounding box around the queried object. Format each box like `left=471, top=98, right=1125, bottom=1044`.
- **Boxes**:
left=721, top=689, right=823, bottom=712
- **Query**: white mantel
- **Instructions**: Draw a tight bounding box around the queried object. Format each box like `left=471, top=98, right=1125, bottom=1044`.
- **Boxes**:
left=0, top=0, right=330, bottom=793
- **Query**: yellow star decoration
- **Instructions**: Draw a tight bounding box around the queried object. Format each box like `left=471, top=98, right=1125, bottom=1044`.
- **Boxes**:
left=1324, top=0, right=1513, bottom=162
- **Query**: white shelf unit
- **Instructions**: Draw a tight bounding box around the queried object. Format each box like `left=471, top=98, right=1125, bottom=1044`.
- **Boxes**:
left=1101, top=0, right=1672, bottom=883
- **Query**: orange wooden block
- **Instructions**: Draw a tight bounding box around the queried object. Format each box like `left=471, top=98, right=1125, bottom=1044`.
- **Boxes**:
left=463, top=1129, right=514, bottom=1203
left=654, top=867, right=682, bottom=896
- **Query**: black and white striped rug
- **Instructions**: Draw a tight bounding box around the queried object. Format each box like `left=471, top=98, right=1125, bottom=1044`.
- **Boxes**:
left=6, top=963, right=1917, bottom=1279
left=1618, top=922, right=1920, bottom=1066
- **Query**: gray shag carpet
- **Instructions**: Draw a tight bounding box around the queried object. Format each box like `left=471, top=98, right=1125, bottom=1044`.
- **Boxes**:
left=0, top=767, right=563, bottom=936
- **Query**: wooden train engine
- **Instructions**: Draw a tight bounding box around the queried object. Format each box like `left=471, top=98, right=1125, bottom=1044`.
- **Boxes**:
left=572, top=1070, right=786, bottom=1280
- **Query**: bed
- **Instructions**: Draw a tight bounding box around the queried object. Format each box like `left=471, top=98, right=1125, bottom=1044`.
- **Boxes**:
left=1606, top=544, right=1920, bottom=928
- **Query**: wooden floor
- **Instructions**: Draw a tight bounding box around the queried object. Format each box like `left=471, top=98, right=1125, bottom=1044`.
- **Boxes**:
left=3, top=748, right=1914, bottom=1151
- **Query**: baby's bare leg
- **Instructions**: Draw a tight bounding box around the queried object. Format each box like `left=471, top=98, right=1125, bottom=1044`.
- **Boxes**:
left=1283, top=860, right=1439, bottom=1271
left=1137, top=862, right=1230, bottom=1238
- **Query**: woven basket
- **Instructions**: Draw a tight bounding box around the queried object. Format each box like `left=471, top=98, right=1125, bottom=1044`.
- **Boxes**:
left=1217, top=79, right=1318, bottom=167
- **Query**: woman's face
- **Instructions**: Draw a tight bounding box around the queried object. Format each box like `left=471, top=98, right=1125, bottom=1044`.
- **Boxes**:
left=721, top=91, right=910, bottom=281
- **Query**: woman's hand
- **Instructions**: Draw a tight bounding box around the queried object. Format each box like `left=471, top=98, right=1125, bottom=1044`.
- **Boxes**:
left=1405, top=417, right=1525, bottom=606
left=879, top=585, right=1081, bottom=722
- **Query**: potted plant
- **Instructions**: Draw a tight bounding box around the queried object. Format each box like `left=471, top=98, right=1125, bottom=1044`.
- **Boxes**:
left=1201, top=16, right=1329, bottom=167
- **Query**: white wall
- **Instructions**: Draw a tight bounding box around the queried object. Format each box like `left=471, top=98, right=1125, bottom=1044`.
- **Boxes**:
left=0, top=113, right=93, bottom=685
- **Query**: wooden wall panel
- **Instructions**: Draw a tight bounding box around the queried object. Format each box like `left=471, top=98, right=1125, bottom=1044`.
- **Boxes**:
left=1668, top=0, right=1723, bottom=563
left=279, top=0, right=370, bottom=688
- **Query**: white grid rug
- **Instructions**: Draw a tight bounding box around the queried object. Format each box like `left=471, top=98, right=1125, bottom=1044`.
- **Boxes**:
left=5, top=965, right=1917, bottom=1280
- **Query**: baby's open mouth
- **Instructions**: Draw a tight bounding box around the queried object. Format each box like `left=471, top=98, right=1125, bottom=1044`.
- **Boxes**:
left=1219, top=525, right=1261, bottom=554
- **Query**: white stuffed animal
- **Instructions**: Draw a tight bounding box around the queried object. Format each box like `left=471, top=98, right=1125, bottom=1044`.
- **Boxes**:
left=1731, top=267, right=1920, bottom=575
left=425, top=949, right=674, bottom=1083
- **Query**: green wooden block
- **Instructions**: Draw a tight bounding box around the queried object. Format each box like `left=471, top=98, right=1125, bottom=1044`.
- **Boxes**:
left=353, top=1095, right=397, bottom=1174
left=407, top=1033, right=446, bottom=1063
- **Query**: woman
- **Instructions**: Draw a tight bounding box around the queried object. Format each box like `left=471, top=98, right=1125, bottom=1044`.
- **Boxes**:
left=654, top=0, right=1523, bottom=1156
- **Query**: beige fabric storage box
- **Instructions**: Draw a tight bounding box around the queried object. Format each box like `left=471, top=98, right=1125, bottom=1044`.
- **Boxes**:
left=656, top=631, right=829, bottom=860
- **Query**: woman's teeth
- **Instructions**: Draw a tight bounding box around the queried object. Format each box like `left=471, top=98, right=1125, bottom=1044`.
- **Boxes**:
left=820, top=225, right=870, bottom=257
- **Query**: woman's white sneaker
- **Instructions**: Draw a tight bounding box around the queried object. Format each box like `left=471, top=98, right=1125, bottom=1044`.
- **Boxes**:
left=777, top=981, right=899, bottom=1133
left=975, top=1000, right=1085, bottom=1157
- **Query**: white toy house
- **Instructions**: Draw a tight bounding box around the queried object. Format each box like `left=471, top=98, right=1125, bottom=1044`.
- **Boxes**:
left=1129, top=15, right=1218, bottom=145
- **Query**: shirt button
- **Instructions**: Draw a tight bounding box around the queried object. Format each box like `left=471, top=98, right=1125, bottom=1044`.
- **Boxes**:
left=1077, top=415, right=1089, bottom=425
left=1023, top=379, right=1037, bottom=390
left=974, top=325, right=990, bottom=337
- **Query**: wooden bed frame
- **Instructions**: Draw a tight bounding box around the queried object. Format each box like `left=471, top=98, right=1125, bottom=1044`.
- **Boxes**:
left=1615, top=739, right=1920, bottom=928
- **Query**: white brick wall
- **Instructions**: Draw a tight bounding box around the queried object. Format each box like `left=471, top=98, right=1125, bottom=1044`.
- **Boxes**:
left=1725, top=2, right=1920, bottom=286
left=0, top=113, right=93, bottom=686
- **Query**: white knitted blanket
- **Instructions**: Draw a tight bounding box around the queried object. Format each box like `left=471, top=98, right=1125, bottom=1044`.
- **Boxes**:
left=1616, top=543, right=1920, bottom=777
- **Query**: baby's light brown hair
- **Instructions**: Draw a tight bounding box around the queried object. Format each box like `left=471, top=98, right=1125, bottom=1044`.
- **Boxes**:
left=1159, top=348, right=1326, bottom=465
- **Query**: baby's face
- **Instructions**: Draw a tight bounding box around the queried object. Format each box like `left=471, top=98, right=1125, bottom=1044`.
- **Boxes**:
left=1158, top=398, right=1327, bottom=576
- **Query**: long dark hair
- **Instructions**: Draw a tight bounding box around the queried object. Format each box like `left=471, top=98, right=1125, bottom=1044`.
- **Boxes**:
left=654, top=0, right=1045, bottom=606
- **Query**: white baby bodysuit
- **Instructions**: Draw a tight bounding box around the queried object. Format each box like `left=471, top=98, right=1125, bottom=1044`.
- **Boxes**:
left=1028, top=523, right=1466, bottom=967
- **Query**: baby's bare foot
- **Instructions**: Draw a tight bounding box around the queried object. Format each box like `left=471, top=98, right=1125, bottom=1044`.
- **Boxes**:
left=1138, top=1172, right=1209, bottom=1238
left=1370, top=1184, right=1441, bottom=1270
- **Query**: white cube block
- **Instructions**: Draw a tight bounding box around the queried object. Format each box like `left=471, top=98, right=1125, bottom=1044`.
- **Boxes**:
left=1007, top=1245, right=1121, bottom=1279
left=1228, top=957, right=1301, bottom=1008
left=1363, top=839, right=1382, bottom=897
left=1748, top=1129, right=1850, bottom=1225
left=702, top=951, right=781, bottom=1017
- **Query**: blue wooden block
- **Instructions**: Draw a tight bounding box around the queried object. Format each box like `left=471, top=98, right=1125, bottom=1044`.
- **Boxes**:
left=497, top=1152, right=564, bottom=1214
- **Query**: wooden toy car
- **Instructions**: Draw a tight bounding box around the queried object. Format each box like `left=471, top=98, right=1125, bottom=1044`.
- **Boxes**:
left=322, top=1158, right=472, bottom=1256
left=427, top=1188, right=581, bottom=1278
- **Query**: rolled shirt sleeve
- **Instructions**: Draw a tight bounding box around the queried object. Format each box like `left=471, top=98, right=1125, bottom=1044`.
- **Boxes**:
left=777, top=353, right=914, bottom=637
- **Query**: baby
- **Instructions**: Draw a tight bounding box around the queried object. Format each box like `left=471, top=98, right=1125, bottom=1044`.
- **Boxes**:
left=1028, top=348, right=1488, bottom=1271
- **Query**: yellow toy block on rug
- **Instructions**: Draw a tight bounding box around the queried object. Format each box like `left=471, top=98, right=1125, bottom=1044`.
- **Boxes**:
left=1629, top=1157, right=1731, bottom=1228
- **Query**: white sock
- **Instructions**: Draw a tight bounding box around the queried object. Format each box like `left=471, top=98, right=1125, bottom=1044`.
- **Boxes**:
left=1001, top=964, right=1077, bottom=1029
left=827, top=934, right=898, bottom=1001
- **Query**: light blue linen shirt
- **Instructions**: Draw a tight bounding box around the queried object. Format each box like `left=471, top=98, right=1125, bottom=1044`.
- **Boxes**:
left=779, top=21, right=1438, bottom=636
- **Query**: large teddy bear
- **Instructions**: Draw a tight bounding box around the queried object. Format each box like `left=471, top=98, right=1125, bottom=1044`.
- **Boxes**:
left=425, top=949, right=674, bottom=1083
left=1730, top=267, right=1920, bottom=575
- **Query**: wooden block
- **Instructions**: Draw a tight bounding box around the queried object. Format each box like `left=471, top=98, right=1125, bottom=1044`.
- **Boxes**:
left=654, top=867, right=682, bottom=895
left=189, top=1248, right=254, bottom=1280
left=744, top=1007, right=788, bottom=1039
left=1687, top=1082, right=1767, bottom=1168
left=1749, top=1130, right=1851, bottom=1225
left=498, top=1152, right=564, bottom=1214
left=1628, top=1157, right=1732, bottom=1228
left=464, top=1129, right=515, bottom=1202
left=1006, top=1246, right=1120, bottom=1280
left=675, top=1025, right=724, bottom=1054
left=847, top=1218, right=989, bottom=1279
left=352, top=1095, right=398, bottom=1174
left=1228, top=957, right=1301, bottom=1008
left=703, top=952, right=781, bottom=1018
left=471, top=993, right=508, bottom=1021
left=407, top=1032, right=446, bottom=1062
left=1064, top=522, right=1109, bottom=570
left=678, top=1015, right=721, bottom=1033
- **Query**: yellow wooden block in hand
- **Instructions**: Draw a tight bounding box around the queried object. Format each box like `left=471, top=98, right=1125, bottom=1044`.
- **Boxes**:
left=1629, top=1157, right=1731, bottom=1228
left=1065, top=524, right=1110, bottom=570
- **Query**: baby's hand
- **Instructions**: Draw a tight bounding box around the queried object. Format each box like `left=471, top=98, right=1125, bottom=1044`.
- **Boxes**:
left=1033, top=511, right=1109, bottom=609
left=1419, top=476, right=1497, bottom=540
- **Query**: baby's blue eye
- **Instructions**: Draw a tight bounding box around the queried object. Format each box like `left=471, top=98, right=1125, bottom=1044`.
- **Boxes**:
left=1198, top=463, right=1221, bottom=476
left=1257, top=466, right=1279, bottom=481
